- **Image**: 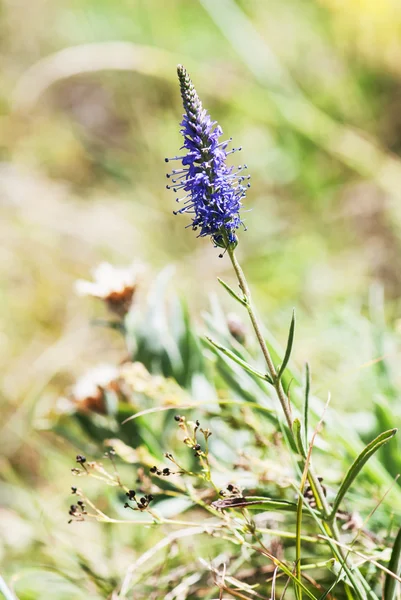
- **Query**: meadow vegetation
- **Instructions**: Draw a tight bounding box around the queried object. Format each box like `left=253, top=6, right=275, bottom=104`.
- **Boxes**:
left=2, top=0, right=401, bottom=597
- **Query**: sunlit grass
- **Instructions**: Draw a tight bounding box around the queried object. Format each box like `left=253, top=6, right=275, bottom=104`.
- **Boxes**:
left=2, top=0, right=401, bottom=597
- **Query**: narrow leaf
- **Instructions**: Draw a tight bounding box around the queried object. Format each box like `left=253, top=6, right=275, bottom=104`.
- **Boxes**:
left=304, top=362, right=310, bottom=447
left=293, top=418, right=306, bottom=458
left=205, top=336, right=273, bottom=384
left=330, top=429, right=397, bottom=518
left=217, top=277, right=247, bottom=306
left=278, top=309, right=295, bottom=379
left=211, top=496, right=297, bottom=512
left=384, top=526, right=401, bottom=600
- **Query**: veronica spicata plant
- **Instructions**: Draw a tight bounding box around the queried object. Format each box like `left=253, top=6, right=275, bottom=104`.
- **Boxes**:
left=166, top=65, right=398, bottom=598
left=65, top=66, right=401, bottom=600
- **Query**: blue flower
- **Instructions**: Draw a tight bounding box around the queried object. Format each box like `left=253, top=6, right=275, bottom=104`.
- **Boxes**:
left=166, top=65, right=250, bottom=249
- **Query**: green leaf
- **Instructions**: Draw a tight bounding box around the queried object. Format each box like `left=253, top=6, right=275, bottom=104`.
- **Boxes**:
left=205, top=336, right=273, bottom=384
left=375, top=399, right=401, bottom=479
left=278, top=309, right=295, bottom=380
left=330, top=429, right=397, bottom=519
left=211, top=496, right=297, bottom=512
left=293, top=418, right=306, bottom=458
left=384, top=526, right=401, bottom=600
left=304, top=362, right=310, bottom=447
left=217, top=277, right=247, bottom=306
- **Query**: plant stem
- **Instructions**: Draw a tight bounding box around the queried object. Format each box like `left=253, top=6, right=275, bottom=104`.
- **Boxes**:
left=227, top=246, right=327, bottom=500
left=227, top=245, right=292, bottom=428
left=226, top=244, right=374, bottom=599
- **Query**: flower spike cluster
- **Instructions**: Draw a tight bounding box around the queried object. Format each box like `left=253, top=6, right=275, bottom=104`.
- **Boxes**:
left=166, top=65, right=250, bottom=249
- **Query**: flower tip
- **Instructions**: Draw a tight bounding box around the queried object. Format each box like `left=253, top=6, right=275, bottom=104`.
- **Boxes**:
left=177, top=64, right=188, bottom=84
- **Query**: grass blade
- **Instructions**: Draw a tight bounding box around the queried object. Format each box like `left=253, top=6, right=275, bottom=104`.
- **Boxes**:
left=384, top=526, right=401, bottom=600
left=304, top=362, right=310, bottom=447
left=293, top=417, right=306, bottom=458
left=330, top=429, right=397, bottom=519
left=278, top=309, right=295, bottom=380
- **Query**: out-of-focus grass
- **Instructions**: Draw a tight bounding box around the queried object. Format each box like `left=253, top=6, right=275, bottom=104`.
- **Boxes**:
left=2, top=0, right=401, bottom=596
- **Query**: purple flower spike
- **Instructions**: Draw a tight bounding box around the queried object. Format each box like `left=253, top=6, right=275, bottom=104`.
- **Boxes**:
left=166, top=65, right=250, bottom=249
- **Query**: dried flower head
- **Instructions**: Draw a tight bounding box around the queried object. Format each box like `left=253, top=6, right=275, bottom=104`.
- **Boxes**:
left=75, top=262, right=144, bottom=316
left=166, top=65, right=250, bottom=249
left=64, top=363, right=119, bottom=414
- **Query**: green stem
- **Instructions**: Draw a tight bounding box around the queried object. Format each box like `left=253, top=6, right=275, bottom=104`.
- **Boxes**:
left=227, top=245, right=329, bottom=509
left=295, top=493, right=303, bottom=600
left=226, top=243, right=373, bottom=600
left=227, top=245, right=292, bottom=427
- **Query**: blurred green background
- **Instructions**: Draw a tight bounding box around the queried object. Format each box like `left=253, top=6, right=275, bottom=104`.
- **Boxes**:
left=2, top=0, right=401, bottom=596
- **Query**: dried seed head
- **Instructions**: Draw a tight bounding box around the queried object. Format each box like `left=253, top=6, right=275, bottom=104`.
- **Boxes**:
left=75, top=262, right=144, bottom=317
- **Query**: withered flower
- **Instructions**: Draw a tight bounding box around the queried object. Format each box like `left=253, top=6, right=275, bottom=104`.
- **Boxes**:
left=60, top=364, right=120, bottom=414
left=75, top=262, right=144, bottom=316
